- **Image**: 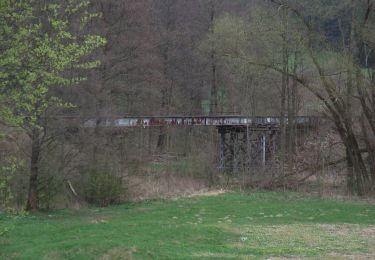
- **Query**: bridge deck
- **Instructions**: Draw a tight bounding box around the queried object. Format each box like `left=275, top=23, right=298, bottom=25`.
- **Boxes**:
left=73, top=116, right=320, bottom=128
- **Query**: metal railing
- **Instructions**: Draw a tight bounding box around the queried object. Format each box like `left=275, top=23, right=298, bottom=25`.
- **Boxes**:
left=80, top=116, right=321, bottom=128
left=44, top=115, right=322, bottom=129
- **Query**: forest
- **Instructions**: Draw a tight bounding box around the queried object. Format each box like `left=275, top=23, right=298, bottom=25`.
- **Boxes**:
left=2, top=1, right=375, bottom=259
left=0, top=0, right=375, bottom=211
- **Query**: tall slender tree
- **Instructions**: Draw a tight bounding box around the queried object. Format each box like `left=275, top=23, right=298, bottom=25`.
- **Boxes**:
left=0, top=0, right=106, bottom=211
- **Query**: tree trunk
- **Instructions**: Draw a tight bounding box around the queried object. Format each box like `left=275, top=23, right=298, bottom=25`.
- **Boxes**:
left=157, top=127, right=166, bottom=151
left=288, top=51, right=298, bottom=161
left=26, top=128, right=41, bottom=211
left=157, top=1, right=175, bottom=152
left=280, top=5, right=289, bottom=187
left=335, top=119, right=369, bottom=195
left=359, top=115, right=375, bottom=189
left=209, top=0, right=218, bottom=115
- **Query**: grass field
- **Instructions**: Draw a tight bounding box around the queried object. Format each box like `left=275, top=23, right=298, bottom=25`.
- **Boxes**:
left=1, top=192, right=375, bottom=259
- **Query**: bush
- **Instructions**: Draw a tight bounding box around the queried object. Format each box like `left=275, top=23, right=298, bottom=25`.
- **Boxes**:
left=0, top=223, right=10, bottom=237
left=83, top=163, right=126, bottom=207
left=0, top=157, right=25, bottom=210
left=38, top=171, right=64, bottom=210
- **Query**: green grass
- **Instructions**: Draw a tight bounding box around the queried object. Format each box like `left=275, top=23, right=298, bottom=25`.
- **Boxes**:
left=1, top=192, right=375, bottom=259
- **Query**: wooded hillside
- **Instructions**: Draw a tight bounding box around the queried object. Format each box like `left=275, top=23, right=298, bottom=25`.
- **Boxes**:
left=1, top=0, right=375, bottom=211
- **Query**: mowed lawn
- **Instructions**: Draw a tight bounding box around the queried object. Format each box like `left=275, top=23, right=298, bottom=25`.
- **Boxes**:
left=1, top=192, right=375, bottom=259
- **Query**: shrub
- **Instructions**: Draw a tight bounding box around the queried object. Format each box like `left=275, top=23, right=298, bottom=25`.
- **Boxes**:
left=83, top=163, right=126, bottom=207
left=0, top=157, right=25, bottom=209
left=0, top=223, right=10, bottom=237
left=38, top=171, right=64, bottom=210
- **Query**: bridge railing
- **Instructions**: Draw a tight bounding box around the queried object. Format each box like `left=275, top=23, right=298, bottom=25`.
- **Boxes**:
left=79, top=116, right=321, bottom=128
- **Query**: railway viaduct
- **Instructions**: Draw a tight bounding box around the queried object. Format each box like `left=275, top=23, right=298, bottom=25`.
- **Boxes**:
left=50, top=115, right=321, bottom=171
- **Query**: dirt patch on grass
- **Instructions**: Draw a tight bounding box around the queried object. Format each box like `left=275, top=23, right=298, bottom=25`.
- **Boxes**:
left=315, top=224, right=357, bottom=236
left=361, top=226, right=375, bottom=238
left=193, top=252, right=245, bottom=258
left=326, top=252, right=375, bottom=259
left=267, top=257, right=307, bottom=260
left=185, top=189, right=227, bottom=198
left=217, top=223, right=374, bottom=258
left=88, top=217, right=109, bottom=225
left=100, top=247, right=137, bottom=260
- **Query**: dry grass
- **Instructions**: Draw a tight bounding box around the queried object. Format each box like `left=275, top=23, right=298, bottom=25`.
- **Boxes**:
left=185, top=189, right=227, bottom=198
left=100, top=247, right=137, bottom=260
left=126, top=175, right=208, bottom=201
left=216, top=223, right=375, bottom=259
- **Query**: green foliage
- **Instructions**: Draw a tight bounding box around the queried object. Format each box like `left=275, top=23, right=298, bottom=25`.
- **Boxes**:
left=0, top=157, right=25, bottom=209
left=0, top=210, right=28, bottom=240
left=1, top=192, right=375, bottom=258
left=0, top=0, right=106, bottom=212
left=0, top=222, right=11, bottom=238
left=38, top=170, right=64, bottom=210
left=0, top=0, right=106, bottom=129
left=83, top=163, right=126, bottom=207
